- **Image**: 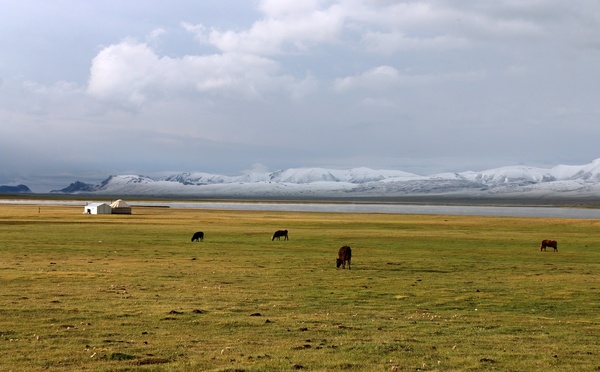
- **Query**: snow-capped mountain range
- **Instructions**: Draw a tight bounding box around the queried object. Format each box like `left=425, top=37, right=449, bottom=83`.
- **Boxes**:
left=52, top=159, right=600, bottom=199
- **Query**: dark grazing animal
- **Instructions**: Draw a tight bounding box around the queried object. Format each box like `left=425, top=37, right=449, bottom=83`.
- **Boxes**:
left=336, top=245, right=352, bottom=269
left=191, top=231, right=204, bottom=242
left=272, top=229, right=289, bottom=241
left=540, top=239, right=557, bottom=252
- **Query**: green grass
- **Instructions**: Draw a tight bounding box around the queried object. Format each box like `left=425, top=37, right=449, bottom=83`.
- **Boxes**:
left=0, top=204, right=599, bottom=371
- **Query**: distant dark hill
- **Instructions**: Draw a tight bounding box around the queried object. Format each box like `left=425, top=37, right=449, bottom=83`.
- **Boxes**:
left=0, top=184, right=32, bottom=194
left=51, top=181, right=99, bottom=193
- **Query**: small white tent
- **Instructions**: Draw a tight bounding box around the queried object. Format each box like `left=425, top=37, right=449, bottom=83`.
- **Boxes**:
left=84, top=202, right=112, bottom=215
left=110, top=199, right=132, bottom=214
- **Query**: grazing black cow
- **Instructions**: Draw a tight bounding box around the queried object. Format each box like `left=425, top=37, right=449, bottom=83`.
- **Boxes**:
left=540, top=239, right=557, bottom=252
left=336, top=245, right=352, bottom=269
left=191, top=231, right=204, bottom=242
left=272, top=229, right=289, bottom=241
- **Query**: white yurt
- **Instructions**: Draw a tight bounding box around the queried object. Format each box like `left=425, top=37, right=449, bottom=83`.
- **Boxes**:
left=110, top=199, right=132, bottom=214
left=84, top=202, right=112, bottom=215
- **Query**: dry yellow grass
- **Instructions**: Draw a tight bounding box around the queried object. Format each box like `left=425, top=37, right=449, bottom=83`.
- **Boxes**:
left=0, top=203, right=599, bottom=371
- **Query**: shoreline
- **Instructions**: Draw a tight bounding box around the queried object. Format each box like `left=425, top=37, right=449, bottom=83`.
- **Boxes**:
left=2, top=193, right=600, bottom=209
left=3, top=196, right=600, bottom=219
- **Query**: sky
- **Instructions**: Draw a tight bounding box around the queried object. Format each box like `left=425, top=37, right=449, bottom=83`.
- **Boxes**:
left=1, top=0, right=600, bottom=192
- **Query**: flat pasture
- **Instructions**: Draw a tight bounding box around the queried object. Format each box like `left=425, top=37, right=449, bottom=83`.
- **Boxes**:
left=0, top=204, right=599, bottom=371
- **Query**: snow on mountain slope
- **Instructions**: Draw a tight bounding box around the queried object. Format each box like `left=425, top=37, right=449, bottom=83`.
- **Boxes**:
left=458, top=166, right=553, bottom=185
left=52, top=159, right=600, bottom=198
left=267, top=167, right=419, bottom=184
left=162, top=172, right=241, bottom=185
left=550, top=158, right=600, bottom=181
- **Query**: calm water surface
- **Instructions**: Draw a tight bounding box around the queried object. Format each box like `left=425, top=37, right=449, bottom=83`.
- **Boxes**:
left=3, top=200, right=600, bottom=219
left=151, top=201, right=600, bottom=219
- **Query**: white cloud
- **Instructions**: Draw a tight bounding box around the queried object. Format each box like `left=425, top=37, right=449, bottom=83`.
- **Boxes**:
left=87, top=41, right=159, bottom=106
left=333, top=65, right=485, bottom=93
left=23, top=80, right=82, bottom=96
left=188, top=1, right=469, bottom=56
left=199, top=8, right=344, bottom=55
left=86, top=39, right=305, bottom=106
left=259, top=0, right=322, bottom=18
left=148, top=28, right=166, bottom=41
left=361, top=31, right=469, bottom=53
left=180, top=1, right=554, bottom=59
left=334, top=65, right=401, bottom=92
left=181, top=22, right=207, bottom=43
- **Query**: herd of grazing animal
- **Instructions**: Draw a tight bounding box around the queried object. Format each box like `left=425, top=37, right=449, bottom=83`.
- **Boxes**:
left=191, top=229, right=558, bottom=269
left=191, top=229, right=354, bottom=269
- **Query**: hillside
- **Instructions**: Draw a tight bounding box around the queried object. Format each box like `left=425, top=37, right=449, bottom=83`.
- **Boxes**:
left=0, top=184, right=32, bottom=194
left=49, top=159, right=600, bottom=200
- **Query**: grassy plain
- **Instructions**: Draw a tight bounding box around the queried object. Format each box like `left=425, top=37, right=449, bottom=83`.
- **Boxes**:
left=0, top=203, right=599, bottom=371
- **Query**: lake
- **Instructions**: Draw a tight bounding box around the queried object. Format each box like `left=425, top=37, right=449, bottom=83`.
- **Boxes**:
left=3, top=199, right=600, bottom=219
left=147, top=201, right=600, bottom=219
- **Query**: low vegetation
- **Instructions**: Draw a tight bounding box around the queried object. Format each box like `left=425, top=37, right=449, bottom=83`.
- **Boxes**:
left=0, top=204, right=599, bottom=371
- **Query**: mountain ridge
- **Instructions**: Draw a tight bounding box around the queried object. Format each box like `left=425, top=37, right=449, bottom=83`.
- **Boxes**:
left=48, top=159, right=600, bottom=199
left=0, top=184, right=32, bottom=194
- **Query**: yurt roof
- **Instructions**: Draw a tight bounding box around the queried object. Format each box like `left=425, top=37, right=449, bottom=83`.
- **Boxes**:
left=110, top=199, right=131, bottom=208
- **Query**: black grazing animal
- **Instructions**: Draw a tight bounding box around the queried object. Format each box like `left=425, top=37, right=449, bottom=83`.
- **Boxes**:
left=272, top=229, right=289, bottom=241
left=540, top=239, right=557, bottom=252
left=191, top=231, right=204, bottom=242
left=336, top=245, right=352, bottom=269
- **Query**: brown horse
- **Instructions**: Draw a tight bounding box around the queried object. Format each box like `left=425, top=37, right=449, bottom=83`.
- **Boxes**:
left=336, top=246, right=352, bottom=269
left=540, top=239, right=557, bottom=252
